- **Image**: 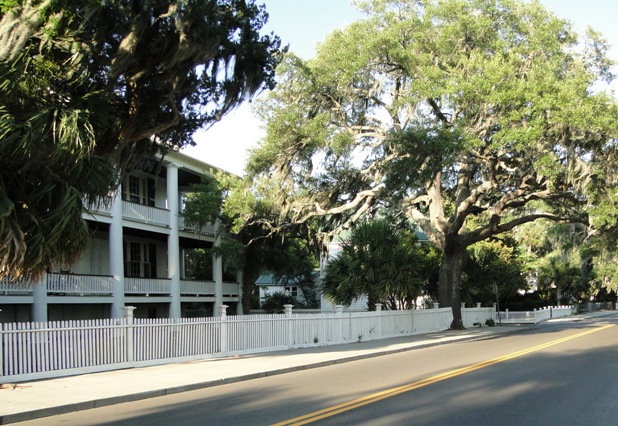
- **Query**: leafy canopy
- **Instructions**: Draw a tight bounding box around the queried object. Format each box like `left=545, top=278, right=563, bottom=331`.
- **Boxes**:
left=248, top=0, right=618, bottom=324
left=0, top=0, right=283, bottom=279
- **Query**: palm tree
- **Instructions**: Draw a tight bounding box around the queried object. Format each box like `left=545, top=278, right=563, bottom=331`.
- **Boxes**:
left=321, top=219, right=428, bottom=310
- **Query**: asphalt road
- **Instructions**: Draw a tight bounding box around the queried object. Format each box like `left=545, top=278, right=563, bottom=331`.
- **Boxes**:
left=18, top=314, right=618, bottom=426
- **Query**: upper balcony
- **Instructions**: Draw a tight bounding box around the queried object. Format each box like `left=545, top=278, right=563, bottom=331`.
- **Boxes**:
left=122, top=201, right=169, bottom=227
left=86, top=200, right=215, bottom=237
left=1, top=274, right=239, bottom=298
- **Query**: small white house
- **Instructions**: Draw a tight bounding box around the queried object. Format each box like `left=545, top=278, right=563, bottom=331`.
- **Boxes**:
left=255, top=272, right=320, bottom=307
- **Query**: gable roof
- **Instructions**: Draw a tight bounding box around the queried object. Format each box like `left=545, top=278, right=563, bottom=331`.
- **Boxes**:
left=255, top=271, right=320, bottom=286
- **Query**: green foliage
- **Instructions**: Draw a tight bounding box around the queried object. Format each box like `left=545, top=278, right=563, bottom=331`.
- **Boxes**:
left=182, top=175, right=223, bottom=232
left=298, top=283, right=320, bottom=309
left=536, top=255, right=584, bottom=304
left=321, top=219, right=435, bottom=310
left=217, top=169, right=320, bottom=313
left=184, top=248, right=213, bottom=281
left=501, top=293, right=548, bottom=312
left=0, top=0, right=283, bottom=279
left=515, top=221, right=595, bottom=304
left=261, top=291, right=296, bottom=313
left=461, top=237, right=527, bottom=306
left=247, top=0, right=618, bottom=325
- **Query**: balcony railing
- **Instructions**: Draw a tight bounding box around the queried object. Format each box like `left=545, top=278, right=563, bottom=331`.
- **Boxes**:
left=47, top=273, right=113, bottom=295
left=84, top=200, right=112, bottom=216
left=223, top=282, right=241, bottom=296
left=85, top=199, right=222, bottom=238
left=0, top=277, right=35, bottom=294
left=122, top=201, right=170, bottom=226
left=3, top=275, right=239, bottom=299
left=180, top=279, right=216, bottom=296
left=124, top=277, right=171, bottom=295
left=178, top=216, right=216, bottom=236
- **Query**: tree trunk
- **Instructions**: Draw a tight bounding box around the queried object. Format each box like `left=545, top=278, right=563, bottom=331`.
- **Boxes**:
left=241, top=269, right=258, bottom=314
left=438, top=238, right=466, bottom=330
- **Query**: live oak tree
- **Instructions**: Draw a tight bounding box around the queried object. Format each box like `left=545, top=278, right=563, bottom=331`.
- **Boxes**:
left=247, top=0, right=618, bottom=328
left=0, top=0, right=283, bottom=279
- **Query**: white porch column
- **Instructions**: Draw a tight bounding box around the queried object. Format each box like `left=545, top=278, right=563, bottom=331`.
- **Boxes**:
left=32, top=275, right=48, bottom=322
left=167, top=164, right=181, bottom=318
left=110, top=190, right=125, bottom=319
left=179, top=248, right=186, bottom=280
left=213, top=217, right=223, bottom=310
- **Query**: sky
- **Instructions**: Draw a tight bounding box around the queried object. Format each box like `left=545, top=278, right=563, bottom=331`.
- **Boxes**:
left=181, top=0, right=618, bottom=176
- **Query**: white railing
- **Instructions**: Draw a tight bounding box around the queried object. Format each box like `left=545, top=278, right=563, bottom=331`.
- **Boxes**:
left=0, top=277, right=35, bottom=294
left=178, top=216, right=216, bottom=236
left=497, top=306, right=574, bottom=324
left=47, top=273, right=113, bottom=295
left=223, top=282, right=240, bottom=296
left=178, top=280, right=239, bottom=296
left=122, top=201, right=169, bottom=226
left=124, top=277, right=171, bottom=295
left=179, top=280, right=216, bottom=296
left=84, top=201, right=112, bottom=216
left=2, top=275, right=236, bottom=298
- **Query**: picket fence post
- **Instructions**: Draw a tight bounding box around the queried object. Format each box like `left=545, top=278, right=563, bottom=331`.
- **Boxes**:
left=335, top=305, right=344, bottom=343
left=218, top=305, right=228, bottom=354
left=284, top=304, right=294, bottom=347
left=123, top=306, right=136, bottom=364
left=375, top=304, right=382, bottom=338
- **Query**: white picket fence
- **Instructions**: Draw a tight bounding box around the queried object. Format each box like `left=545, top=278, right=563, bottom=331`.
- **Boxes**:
left=496, top=306, right=574, bottom=324
left=0, top=306, right=497, bottom=383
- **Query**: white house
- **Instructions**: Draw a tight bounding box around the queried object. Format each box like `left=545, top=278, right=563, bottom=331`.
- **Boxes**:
left=255, top=272, right=320, bottom=308
left=0, top=151, right=242, bottom=323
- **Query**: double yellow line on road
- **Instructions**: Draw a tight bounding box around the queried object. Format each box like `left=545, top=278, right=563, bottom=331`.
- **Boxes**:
left=273, top=324, right=615, bottom=425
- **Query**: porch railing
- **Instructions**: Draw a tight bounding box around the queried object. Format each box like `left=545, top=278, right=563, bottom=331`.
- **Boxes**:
left=2, top=275, right=238, bottom=298
left=0, top=278, right=35, bottom=294
left=180, top=279, right=216, bottom=296
left=124, top=277, right=171, bottom=295
left=122, top=201, right=170, bottom=226
left=47, top=273, right=113, bottom=295
left=177, top=216, right=216, bottom=236
left=223, top=282, right=240, bottom=296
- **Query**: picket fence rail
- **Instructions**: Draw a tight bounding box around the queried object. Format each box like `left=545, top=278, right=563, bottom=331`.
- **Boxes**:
left=0, top=305, right=496, bottom=383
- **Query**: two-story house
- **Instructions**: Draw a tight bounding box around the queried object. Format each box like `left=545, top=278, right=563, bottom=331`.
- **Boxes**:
left=0, top=151, right=241, bottom=323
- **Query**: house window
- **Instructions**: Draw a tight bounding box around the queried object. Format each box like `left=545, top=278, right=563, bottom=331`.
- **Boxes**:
left=125, top=242, right=156, bottom=278
left=124, top=175, right=156, bottom=206
left=285, top=286, right=298, bottom=297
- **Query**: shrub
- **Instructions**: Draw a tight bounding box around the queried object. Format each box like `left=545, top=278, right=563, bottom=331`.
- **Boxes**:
left=261, top=292, right=296, bottom=313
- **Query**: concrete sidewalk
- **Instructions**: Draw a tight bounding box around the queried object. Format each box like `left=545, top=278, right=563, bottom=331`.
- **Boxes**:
left=0, top=323, right=540, bottom=425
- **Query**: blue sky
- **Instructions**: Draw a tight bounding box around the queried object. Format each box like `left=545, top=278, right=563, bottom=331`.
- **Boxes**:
left=183, top=0, right=618, bottom=176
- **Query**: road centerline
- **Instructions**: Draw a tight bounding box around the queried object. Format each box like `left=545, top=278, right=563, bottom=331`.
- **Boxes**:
left=272, top=324, right=615, bottom=426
